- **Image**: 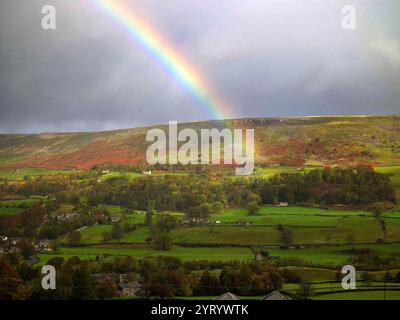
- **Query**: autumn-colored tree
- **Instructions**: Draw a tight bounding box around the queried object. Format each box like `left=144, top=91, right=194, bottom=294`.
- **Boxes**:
left=96, top=278, right=117, bottom=300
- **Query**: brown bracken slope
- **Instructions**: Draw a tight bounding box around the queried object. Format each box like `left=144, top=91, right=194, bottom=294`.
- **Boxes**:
left=0, top=116, right=399, bottom=170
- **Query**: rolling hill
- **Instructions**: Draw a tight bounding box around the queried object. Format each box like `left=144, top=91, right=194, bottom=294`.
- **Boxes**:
left=0, top=115, right=399, bottom=170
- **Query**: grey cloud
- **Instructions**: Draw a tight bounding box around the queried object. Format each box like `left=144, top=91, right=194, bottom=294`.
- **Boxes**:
left=0, top=0, right=399, bottom=133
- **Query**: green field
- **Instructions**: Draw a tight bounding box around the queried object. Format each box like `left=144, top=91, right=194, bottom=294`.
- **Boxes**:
left=0, top=207, right=24, bottom=216
left=253, top=166, right=320, bottom=178
left=64, top=225, right=151, bottom=244
left=170, top=225, right=281, bottom=245
left=1, top=117, right=400, bottom=300
left=375, top=165, right=400, bottom=198
left=98, top=205, right=147, bottom=224
left=152, top=172, right=191, bottom=177
left=174, top=208, right=393, bottom=246
left=375, top=166, right=400, bottom=187
left=37, top=244, right=255, bottom=265
left=76, top=225, right=151, bottom=244
left=313, top=290, right=400, bottom=300
left=0, top=167, right=73, bottom=180
left=100, top=171, right=191, bottom=182
left=100, top=172, right=143, bottom=181
left=79, top=225, right=113, bottom=243
left=37, top=243, right=400, bottom=267
left=72, top=205, right=400, bottom=246
left=210, top=207, right=370, bottom=227
left=0, top=196, right=44, bottom=208
left=119, top=227, right=150, bottom=242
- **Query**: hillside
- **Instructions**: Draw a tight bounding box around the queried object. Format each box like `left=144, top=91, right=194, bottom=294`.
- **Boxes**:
left=0, top=116, right=399, bottom=170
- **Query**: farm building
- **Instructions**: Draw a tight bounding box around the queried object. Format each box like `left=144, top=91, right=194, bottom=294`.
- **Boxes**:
left=214, top=292, right=240, bottom=300
left=118, top=282, right=142, bottom=297
left=53, top=206, right=79, bottom=221
left=92, top=272, right=120, bottom=282
left=181, top=217, right=209, bottom=225
left=111, top=215, right=121, bottom=223
left=263, top=291, right=291, bottom=300
left=34, top=239, right=52, bottom=252
left=255, top=252, right=264, bottom=261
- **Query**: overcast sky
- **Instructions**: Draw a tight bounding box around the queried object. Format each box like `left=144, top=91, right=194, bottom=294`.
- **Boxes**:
left=0, top=0, right=399, bottom=133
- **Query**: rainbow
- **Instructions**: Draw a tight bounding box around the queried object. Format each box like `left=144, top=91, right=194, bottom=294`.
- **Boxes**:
left=90, top=0, right=232, bottom=120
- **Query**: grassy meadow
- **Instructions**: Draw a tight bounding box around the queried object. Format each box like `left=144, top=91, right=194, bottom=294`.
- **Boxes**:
left=1, top=162, right=400, bottom=300
left=0, top=167, right=74, bottom=180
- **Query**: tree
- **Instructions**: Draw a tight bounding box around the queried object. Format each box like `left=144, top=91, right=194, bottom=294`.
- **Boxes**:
left=68, top=231, right=82, bottom=246
left=153, top=214, right=177, bottom=233
left=199, top=203, right=212, bottom=218
left=296, top=282, right=313, bottom=299
left=71, top=265, right=96, bottom=300
left=0, top=260, right=29, bottom=300
left=17, top=239, right=34, bottom=260
left=384, top=271, right=394, bottom=281
left=281, top=268, right=302, bottom=283
left=78, top=195, right=89, bottom=207
left=370, top=202, right=385, bottom=218
left=360, top=271, right=374, bottom=283
left=194, top=270, right=221, bottom=296
left=145, top=209, right=153, bottom=226
left=153, top=232, right=172, bottom=251
left=111, top=223, right=124, bottom=241
left=151, top=215, right=177, bottom=251
left=211, top=202, right=224, bottom=214
left=346, top=234, right=355, bottom=245
left=281, top=226, right=293, bottom=246
left=102, top=231, right=112, bottom=242
left=51, top=240, right=60, bottom=253
left=96, top=278, right=117, bottom=300
left=141, top=258, right=193, bottom=298
left=246, top=201, right=260, bottom=215
left=47, top=257, right=64, bottom=269
left=143, top=273, right=174, bottom=299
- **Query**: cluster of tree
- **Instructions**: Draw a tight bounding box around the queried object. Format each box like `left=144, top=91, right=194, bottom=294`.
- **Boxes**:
left=138, top=256, right=282, bottom=298
left=0, top=252, right=286, bottom=300
left=0, top=204, right=46, bottom=237
left=5, top=249, right=400, bottom=300
left=277, top=224, right=294, bottom=246
left=0, top=254, right=117, bottom=300
left=0, top=166, right=395, bottom=242
left=0, top=196, right=138, bottom=244
left=9, top=167, right=394, bottom=215
left=0, top=201, right=94, bottom=241
left=149, top=214, right=177, bottom=250
left=345, top=251, right=400, bottom=271
left=91, top=163, right=215, bottom=174
left=255, top=166, right=395, bottom=205
left=0, top=253, right=142, bottom=300
left=200, top=263, right=282, bottom=297
left=101, top=222, right=137, bottom=243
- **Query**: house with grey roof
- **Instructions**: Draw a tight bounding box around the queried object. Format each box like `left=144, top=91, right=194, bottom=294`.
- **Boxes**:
left=263, top=291, right=291, bottom=300
left=214, top=292, right=240, bottom=300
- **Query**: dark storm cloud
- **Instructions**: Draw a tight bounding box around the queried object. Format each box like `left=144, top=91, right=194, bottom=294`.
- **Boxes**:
left=0, top=0, right=399, bottom=133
